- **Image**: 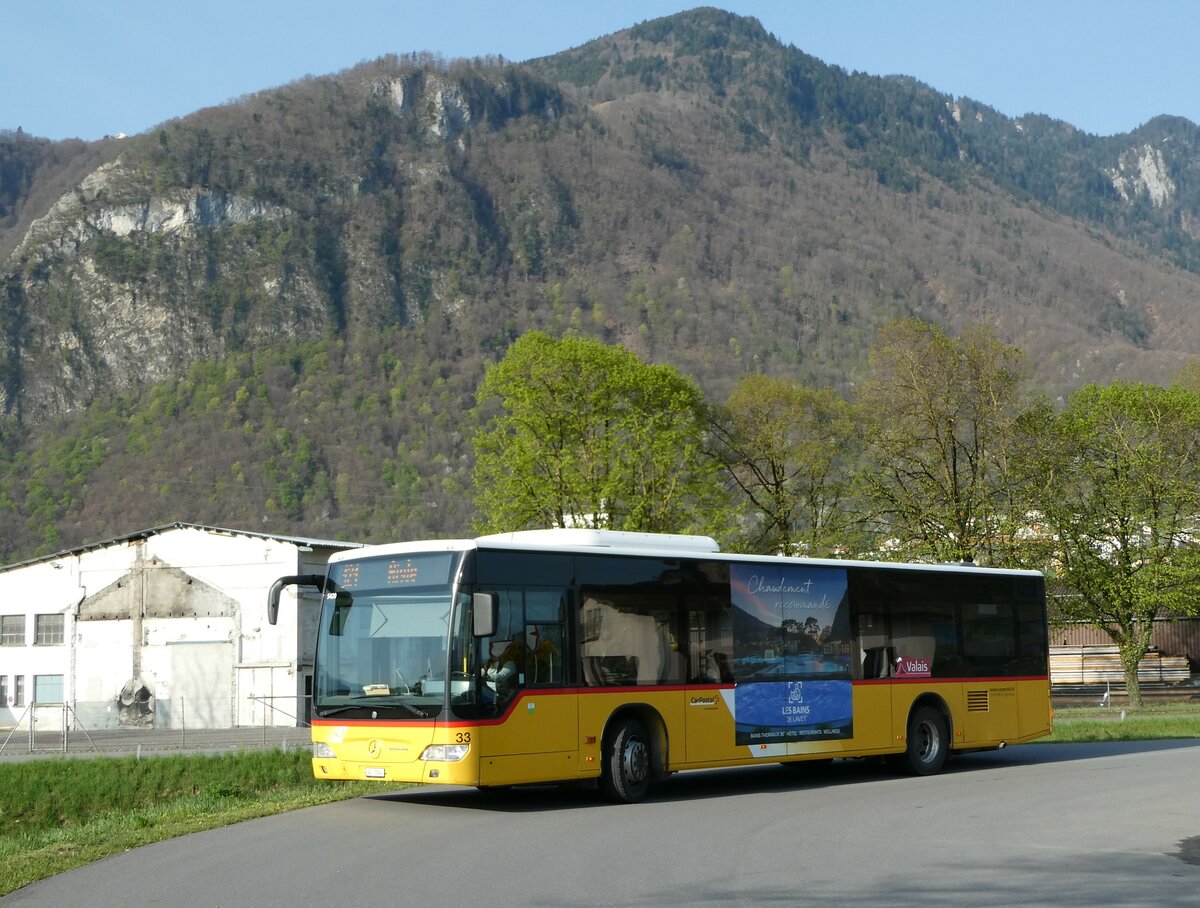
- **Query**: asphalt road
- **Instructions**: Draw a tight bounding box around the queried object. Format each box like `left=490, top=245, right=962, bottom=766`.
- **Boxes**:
left=9, top=740, right=1200, bottom=907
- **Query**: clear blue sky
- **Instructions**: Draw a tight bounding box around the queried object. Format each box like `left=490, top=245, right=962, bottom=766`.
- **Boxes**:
left=6, top=1, right=1197, bottom=141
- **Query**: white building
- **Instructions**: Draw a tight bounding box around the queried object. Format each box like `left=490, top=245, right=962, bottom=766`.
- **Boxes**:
left=0, top=523, right=360, bottom=732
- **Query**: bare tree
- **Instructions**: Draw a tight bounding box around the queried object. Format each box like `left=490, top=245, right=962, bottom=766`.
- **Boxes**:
left=854, top=319, right=1031, bottom=564
left=708, top=375, right=858, bottom=555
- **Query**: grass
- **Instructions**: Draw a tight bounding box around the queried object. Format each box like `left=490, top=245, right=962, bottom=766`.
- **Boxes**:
left=0, top=749, right=380, bottom=897
left=2, top=706, right=1198, bottom=896
left=1048, top=701, right=1200, bottom=742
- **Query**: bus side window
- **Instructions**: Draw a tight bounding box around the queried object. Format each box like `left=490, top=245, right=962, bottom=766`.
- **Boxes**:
left=525, top=589, right=567, bottom=686
left=526, top=624, right=563, bottom=684
left=962, top=601, right=1016, bottom=675
left=688, top=601, right=734, bottom=683
left=858, top=613, right=889, bottom=679
left=580, top=595, right=644, bottom=686
left=477, top=589, right=525, bottom=709
left=484, top=637, right=524, bottom=705
left=579, top=590, right=686, bottom=686
left=891, top=608, right=936, bottom=672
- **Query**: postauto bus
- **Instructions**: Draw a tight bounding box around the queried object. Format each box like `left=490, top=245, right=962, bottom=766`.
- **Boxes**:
left=268, top=529, right=1051, bottom=802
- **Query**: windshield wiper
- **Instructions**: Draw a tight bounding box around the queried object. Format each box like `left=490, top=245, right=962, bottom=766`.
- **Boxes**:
left=318, top=705, right=370, bottom=717
left=387, top=702, right=432, bottom=718
left=318, top=699, right=431, bottom=719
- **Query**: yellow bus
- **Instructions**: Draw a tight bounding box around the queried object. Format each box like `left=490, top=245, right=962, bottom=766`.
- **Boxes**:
left=268, top=529, right=1051, bottom=802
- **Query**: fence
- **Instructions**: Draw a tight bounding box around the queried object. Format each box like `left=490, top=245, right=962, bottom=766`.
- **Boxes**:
left=1051, top=618, right=1200, bottom=668
left=1049, top=645, right=1193, bottom=685
left=0, top=696, right=312, bottom=757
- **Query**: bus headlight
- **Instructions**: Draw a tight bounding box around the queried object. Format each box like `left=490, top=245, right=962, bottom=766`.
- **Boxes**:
left=313, top=742, right=336, bottom=758
left=420, top=744, right=469, bottom=762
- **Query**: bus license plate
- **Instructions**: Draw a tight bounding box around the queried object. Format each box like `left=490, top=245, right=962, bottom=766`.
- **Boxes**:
left=365, top=767, right=386, bottom=778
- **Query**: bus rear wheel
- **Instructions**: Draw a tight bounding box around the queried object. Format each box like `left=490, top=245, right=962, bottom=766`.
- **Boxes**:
left=600, top=718, right=651, bottom=803
left=902, top=706, right=949, bottom=775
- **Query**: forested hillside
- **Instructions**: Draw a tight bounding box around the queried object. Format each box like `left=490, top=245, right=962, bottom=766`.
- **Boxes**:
left=1, top=7, right=1198, bottom=562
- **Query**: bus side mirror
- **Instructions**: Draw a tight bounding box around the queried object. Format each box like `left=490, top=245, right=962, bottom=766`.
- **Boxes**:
left=267, top=578, right=289, bottom=626
left=473, top=592, right=499, bottom=637
left=267, top=574, right=330, bottom=626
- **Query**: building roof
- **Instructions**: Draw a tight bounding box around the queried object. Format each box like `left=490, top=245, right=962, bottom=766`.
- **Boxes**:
left=0, top=522, right=364, bottom=574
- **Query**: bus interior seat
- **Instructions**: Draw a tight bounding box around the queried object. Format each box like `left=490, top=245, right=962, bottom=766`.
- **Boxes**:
left=863, top=646, right=895, bottom=679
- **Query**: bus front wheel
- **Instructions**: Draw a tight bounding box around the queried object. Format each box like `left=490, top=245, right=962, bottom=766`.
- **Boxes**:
left=902, top=706, right=949, bottom=775
left=600, top=718, right=651, bottom=803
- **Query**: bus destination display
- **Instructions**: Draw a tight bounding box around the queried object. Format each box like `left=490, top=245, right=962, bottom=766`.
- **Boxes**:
left=330, top=552, right=456, bottom=591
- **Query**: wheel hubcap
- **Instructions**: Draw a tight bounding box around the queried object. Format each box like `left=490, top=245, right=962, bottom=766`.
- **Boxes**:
left=917, top=721, right=940, bottom=763
left=622, top=735, right=649, bottom=783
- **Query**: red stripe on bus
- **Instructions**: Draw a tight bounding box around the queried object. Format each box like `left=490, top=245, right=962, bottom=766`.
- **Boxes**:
left=310, top=675, right=1048, bottom=728
left=853, top=675, right=1049, bottom=685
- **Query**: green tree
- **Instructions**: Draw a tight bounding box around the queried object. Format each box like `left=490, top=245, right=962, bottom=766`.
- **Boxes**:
left=471, top=332, right=723, bottom=534
left=1172, top=357, right=1200, bottom=395
left=708, top=375, right=859, bottom=555
left=854, top=319, right=1031, bottom=564
left=1031, top=382, right=1200, bottom=707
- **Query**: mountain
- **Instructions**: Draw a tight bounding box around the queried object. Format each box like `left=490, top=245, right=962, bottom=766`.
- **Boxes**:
left=1, top=7, right=1198, bottom=561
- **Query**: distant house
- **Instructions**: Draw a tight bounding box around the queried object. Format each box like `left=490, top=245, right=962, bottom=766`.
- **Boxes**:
left=0, top=523, right=361, bottom=732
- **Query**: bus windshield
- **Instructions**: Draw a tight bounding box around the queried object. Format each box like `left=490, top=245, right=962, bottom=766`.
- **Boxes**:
left=313, top=551, right=460, bottom=721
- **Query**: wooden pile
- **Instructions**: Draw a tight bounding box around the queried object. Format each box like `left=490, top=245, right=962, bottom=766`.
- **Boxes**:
left=1049, top=644, right=1192, bottom=684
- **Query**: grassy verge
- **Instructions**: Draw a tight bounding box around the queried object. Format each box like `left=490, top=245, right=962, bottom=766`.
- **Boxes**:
left=4, top=707, right=1199, bottom=896
left=0, top=749, right=381, bottom=896
left=1048, top=701, right=1200, bottom=742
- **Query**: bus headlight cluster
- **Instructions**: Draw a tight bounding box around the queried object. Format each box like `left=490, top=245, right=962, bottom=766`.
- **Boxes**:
left=420, top=744, right=469, bottom=762
left=313, top=742, right=337, bottom=758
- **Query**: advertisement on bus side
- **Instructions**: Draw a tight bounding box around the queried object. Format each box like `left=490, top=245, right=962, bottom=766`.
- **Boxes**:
left=729, top=563, right=853, bottom=744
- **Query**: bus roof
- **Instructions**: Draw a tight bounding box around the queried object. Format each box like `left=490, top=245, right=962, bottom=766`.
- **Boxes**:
left=477, top=528, right=721, bottom=553
left=328, top=529, right=1042, bottom=577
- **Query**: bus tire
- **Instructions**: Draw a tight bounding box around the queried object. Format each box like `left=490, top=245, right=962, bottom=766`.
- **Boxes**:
left=902, top=706, right=949, bottom=775
left=600, top=718, right=652, bottom=803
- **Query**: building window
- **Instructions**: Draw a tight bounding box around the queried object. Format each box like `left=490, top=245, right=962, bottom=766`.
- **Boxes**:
left=34, top=614, right=64, bottom=646
left=33, top=675, right=64, bottom=705
left=0, top=675, right=7, bottom=706
left=13, top=675, right=24, bottom=707
left=0, top=615, right=24, bottom=646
